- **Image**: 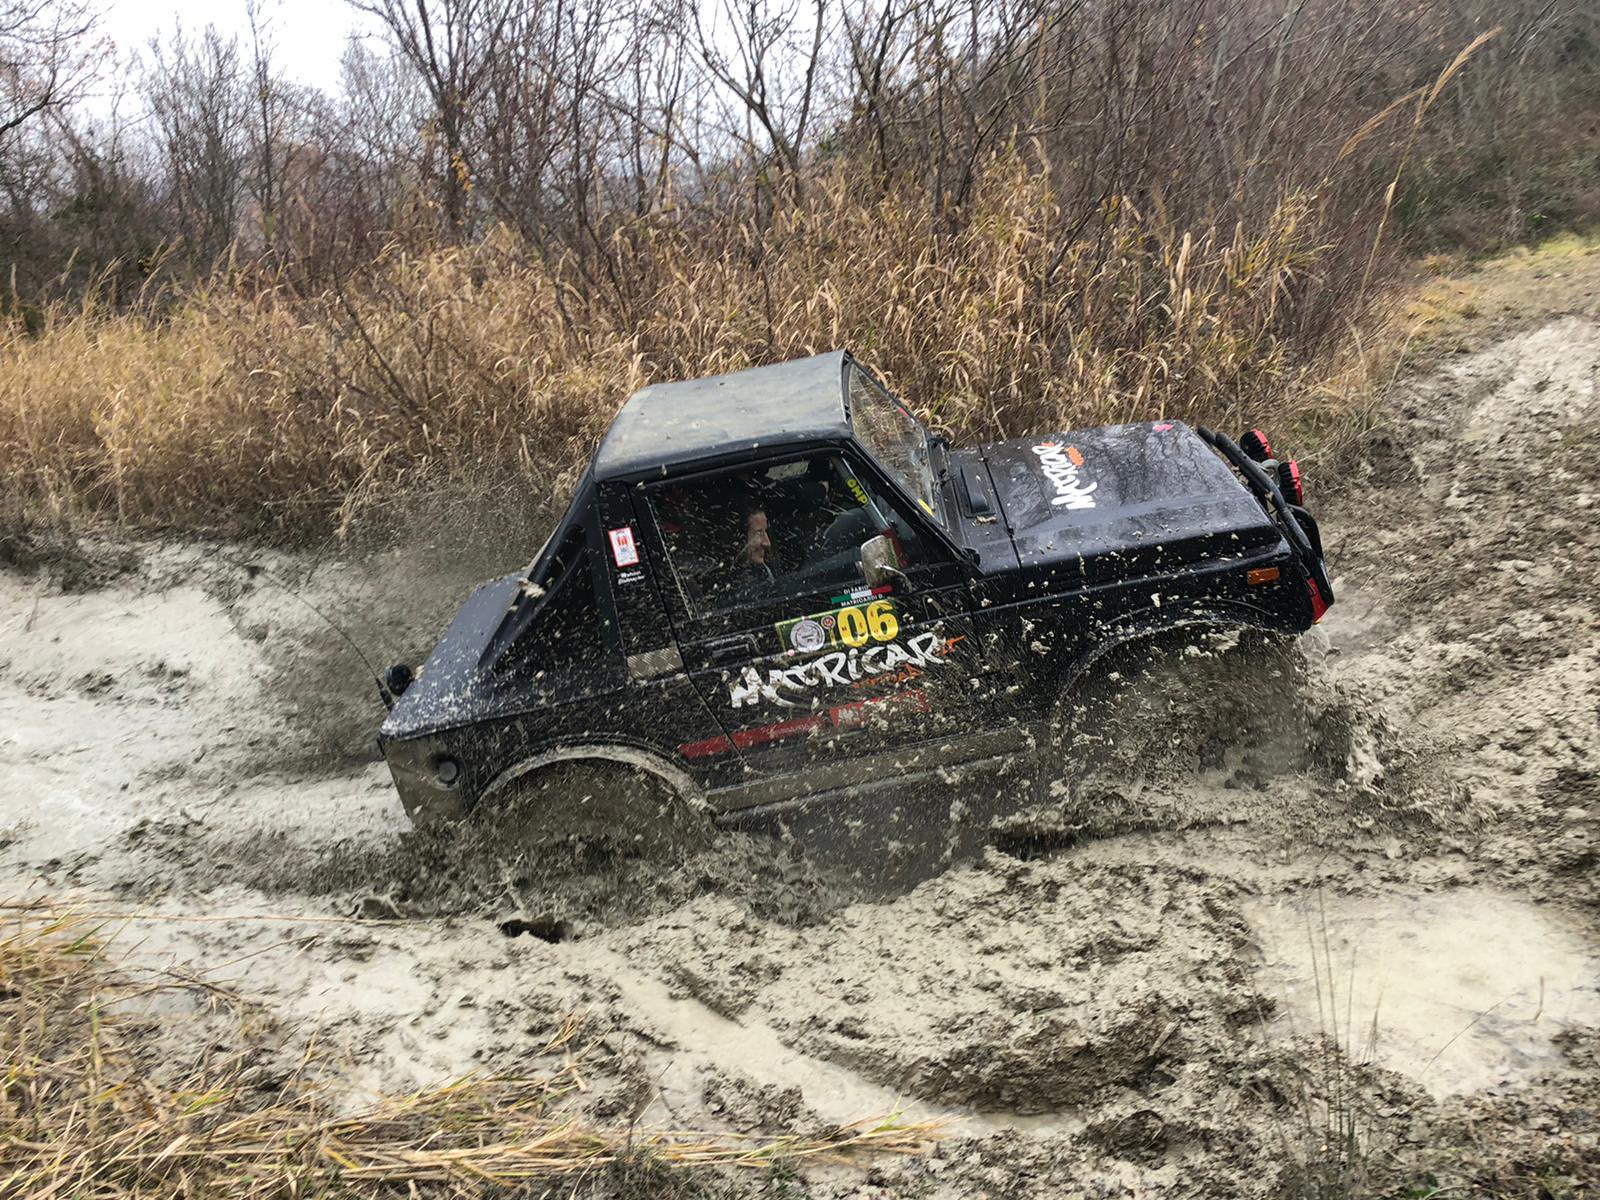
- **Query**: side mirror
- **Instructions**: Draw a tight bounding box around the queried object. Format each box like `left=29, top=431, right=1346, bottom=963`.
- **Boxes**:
left=860, top=533, right=909, bottom=590
left=384, top=662, right=415, bottom=699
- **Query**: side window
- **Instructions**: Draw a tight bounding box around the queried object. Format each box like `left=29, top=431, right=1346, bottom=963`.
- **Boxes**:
left=649, top=454, right=932, bottom=616
left=529, top=528, right=607, bottom=672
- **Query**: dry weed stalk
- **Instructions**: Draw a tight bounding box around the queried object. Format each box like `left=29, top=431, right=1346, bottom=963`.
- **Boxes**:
left=0, top=912, right=940, bottom=1197
left=0, top=154, right=1360, bottom=538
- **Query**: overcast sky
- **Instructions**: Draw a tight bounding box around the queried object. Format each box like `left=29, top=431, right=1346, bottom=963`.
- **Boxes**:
left=99, top=0, right=381, bottom=94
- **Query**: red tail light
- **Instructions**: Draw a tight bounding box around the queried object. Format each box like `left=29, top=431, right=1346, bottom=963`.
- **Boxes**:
left=1307, top=580, right=1329, bottom=623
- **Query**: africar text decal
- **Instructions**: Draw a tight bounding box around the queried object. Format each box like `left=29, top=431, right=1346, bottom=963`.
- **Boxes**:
left=729, top=629, right=953, bottom=709
left=1032, top=442, right=1097, bottom=510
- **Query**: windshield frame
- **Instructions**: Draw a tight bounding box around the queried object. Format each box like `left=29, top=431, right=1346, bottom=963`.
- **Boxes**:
left=844, top=362, right=943, bottom=527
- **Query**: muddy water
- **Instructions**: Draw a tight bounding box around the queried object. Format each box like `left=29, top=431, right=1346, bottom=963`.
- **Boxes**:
left=593, top=945, right=1080, bottom=1137
left=5, top=271, right=1600, bottom=1198
left=1247, top=888, right=1600, bottom=1095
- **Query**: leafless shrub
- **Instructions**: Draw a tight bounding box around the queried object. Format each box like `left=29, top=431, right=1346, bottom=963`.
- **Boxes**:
left=0, top=0, right=1593, bottom=536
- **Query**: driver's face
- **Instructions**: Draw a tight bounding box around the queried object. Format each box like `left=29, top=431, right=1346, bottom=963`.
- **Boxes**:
left=744, top=510, right=771, bottom=566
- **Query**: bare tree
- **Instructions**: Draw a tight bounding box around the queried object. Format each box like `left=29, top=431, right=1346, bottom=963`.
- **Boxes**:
left=0, top=0, right=97, bottom=141
left=0, top=0, right=99, bottom=278
left=348, top=0, right=518, bottom=236
left=146, top=24, right=251, bottom=267
left=695, top=0, right=833, bottom=204
left=244, top=0, right=293, bottom=254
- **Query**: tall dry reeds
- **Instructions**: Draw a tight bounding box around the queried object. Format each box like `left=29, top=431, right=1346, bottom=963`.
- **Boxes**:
left=0, top=155, right=1362, bottom=538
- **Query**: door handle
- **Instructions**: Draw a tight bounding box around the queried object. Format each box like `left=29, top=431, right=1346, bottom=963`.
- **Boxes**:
left=705, top=634, right=758, bottom=665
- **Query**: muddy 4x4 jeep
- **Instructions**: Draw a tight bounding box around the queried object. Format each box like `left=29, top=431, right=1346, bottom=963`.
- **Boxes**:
left=378, top=351, right=1331, bottom=846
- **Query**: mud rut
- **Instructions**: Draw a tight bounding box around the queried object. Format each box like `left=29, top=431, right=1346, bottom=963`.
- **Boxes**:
left=4, top=255, right=1599, bottom=1196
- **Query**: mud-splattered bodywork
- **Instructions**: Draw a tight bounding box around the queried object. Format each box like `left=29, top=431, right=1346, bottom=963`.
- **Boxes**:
left=378, top=350, right=1331, bottom=825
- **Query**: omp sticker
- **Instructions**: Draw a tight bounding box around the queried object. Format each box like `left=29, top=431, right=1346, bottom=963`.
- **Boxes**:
left=1032, top=442, right=1097, bottom=510
left=775, top=599, right=898, bottom=654
left=844, top=476, right=870, bottom=506
left=789, top=618, right=828, bottom=653
left=730, top=629, right=952, bottom=709
left=608, top=526, right=640, bottom=566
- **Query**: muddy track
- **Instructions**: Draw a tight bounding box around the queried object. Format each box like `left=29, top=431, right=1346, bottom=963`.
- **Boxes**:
left=3, top=243, right=1599, bottom=1196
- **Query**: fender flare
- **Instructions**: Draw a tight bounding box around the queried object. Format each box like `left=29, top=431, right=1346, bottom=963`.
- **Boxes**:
left=478, top=742, right=711, bottom=816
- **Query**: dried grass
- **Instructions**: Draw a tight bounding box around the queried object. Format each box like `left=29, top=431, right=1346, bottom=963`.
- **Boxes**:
left=0, top=154, right=1371, bottom=539
left=0, top=912, right=940, bottom=1197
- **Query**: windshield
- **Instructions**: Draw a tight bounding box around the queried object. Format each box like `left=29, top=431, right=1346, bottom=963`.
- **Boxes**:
left=847, top=365, right=941, bottom=525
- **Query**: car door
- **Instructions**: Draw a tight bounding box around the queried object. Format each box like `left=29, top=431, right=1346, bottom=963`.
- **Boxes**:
left=634, top=449, right=989, bottom=781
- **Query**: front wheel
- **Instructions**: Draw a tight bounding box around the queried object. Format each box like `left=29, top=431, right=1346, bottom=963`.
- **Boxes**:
left=476, top=760, right=711, bottom=864
left=1048, top=627, right=1306, bottom=795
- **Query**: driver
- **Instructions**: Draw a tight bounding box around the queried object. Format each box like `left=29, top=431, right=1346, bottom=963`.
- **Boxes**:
left=726, top=500, right=777, bottom=600
left=742, top=504, right=773, bottom=574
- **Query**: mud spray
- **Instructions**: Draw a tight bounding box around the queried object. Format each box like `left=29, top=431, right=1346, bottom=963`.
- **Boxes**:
left=4, top=265, right=1599, bottom=1196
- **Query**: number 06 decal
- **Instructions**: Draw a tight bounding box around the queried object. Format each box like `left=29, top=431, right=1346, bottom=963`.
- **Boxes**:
left=777, top=599, right=899, bottom=654
left=837, top=600, right=898, bottom=647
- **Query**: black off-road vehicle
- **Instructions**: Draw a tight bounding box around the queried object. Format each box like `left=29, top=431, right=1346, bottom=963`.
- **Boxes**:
left=379, top=351, right=1330, bottom=844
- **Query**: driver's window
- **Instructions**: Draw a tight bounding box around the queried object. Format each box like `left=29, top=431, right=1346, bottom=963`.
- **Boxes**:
left=650, top=455, right=927, bottom=616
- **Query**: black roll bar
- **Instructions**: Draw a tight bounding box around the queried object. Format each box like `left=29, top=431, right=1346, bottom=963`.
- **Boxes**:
left=1195, top=425, right=1335, bottom=604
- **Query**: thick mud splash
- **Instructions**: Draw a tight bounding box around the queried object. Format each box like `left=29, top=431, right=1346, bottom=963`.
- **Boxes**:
left=4, top=247, right=1600, bottom=1196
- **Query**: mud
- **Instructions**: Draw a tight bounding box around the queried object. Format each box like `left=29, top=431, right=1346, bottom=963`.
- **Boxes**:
left=4, top=241, right=1600, bottom=1195
left=1248, top=888, right=1600, bottom=1097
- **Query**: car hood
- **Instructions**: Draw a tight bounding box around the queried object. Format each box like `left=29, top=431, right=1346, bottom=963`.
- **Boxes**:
left=977, top=420, right=1281, bottom=582
left=379, top=573, right=523, bottom=741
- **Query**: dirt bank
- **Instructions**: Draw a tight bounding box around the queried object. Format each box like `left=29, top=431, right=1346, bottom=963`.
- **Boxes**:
left=4, top=238, right=1599, bottom=1196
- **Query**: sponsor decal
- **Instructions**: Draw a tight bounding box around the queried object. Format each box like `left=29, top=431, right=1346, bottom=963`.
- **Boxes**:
left=607, top=526, right=640, bottom=567
left=1031, top=441, right=1097, bottom=510
left=829, top=584, right=893, bottom=606
left=852, top=661, right=922, bottom=690
left=843, top=476, right=870, bottom=506
left=789, top=618, right=828, bottom=653
left=615, top=568, right=645, bottom=585
left=775, top=599, right=899, bottom=654
left=730, top=629, right=954, bottom=709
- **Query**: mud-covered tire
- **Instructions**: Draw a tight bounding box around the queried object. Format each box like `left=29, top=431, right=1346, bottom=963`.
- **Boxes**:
left=1048, top=627, right=1303, bottom=792
left=476, top=760, right=711, bottom=863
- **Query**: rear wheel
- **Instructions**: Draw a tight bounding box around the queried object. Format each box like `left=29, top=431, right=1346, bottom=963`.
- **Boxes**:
left=476, top=760, right=711, bottom=864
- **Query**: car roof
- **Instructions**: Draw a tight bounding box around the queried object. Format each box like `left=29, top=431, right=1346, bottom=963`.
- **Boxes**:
left=593, top=350, right=853, bottom=482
